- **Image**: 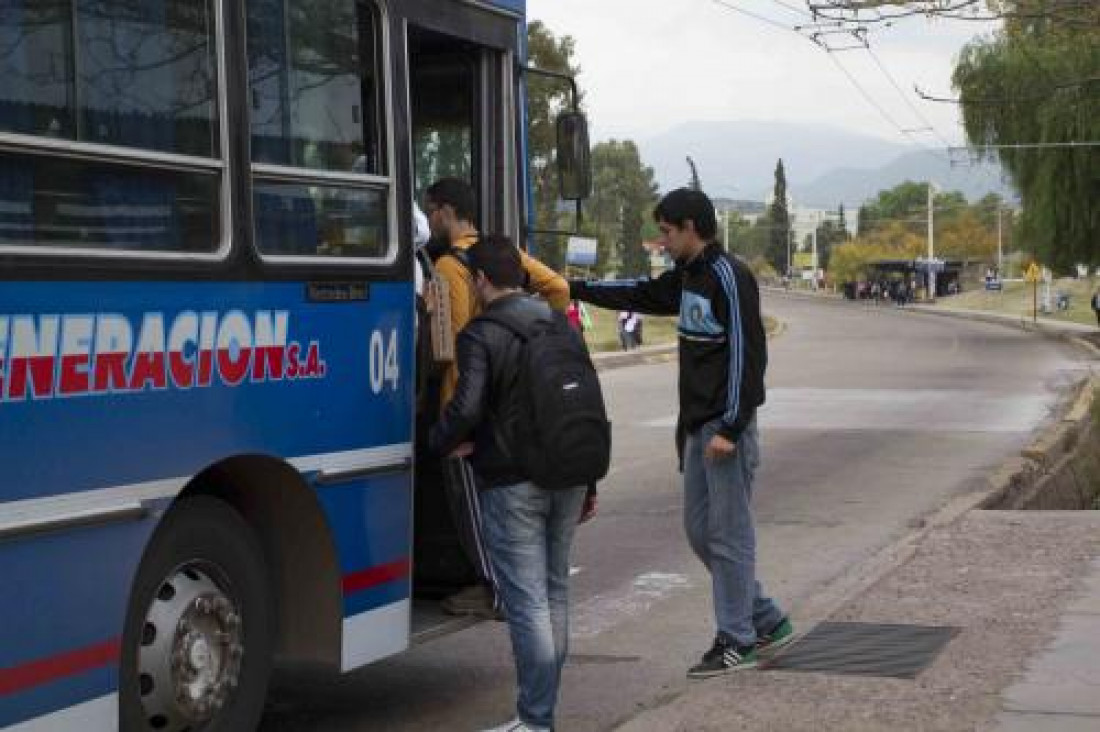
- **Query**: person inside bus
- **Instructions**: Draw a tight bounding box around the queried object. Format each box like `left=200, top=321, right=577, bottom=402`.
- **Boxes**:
left=424, top=177, right=574, bottom=619
left=429, top=235, right=590, bottom=732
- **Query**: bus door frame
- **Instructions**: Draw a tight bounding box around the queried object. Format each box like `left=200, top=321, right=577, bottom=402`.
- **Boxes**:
left=392, top=0, right=522, bottom=247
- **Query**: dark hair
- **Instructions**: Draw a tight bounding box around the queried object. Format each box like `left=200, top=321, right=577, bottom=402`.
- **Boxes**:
left=426, top=178, right=476, bottom=222
left=468, top=234, right=525, bottom=289
left=653, top=188, right=717, bottom=240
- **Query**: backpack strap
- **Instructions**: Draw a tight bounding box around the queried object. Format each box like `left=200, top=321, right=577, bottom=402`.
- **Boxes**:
left=476, top=308, right=534, bottom=464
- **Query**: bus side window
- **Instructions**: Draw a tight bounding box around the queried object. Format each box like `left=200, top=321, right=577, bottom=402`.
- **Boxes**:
left=0, top=0, right=222, bottom=255
left=0, top=162, right=34, bottom=248
left=0, top=0, right=219, bottom=157
left=247, top=0, right=390, bottom=261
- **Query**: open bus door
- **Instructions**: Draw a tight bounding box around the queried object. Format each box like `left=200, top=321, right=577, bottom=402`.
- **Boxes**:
left=399, top=0, right=591, bottom=646
left=400, top=5, right=524, bottom=642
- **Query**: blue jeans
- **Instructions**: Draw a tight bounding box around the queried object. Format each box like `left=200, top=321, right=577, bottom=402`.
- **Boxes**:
left=683, top=417, right=784, bottom=647
left=480, top=482, right=586, bottom=730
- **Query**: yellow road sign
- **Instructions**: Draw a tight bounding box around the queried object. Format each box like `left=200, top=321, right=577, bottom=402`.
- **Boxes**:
left=1024, top=262, right=1041, bottom=283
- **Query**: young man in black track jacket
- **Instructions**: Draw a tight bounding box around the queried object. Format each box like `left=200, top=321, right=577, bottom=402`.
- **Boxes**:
left=570, top=188, right=794, bottom=677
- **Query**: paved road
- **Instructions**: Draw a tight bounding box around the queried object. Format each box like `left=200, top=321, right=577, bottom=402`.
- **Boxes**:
left=260, top=295, right=1090, bottom=731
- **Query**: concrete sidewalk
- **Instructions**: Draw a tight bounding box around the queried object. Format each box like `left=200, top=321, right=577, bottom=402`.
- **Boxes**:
left=613, top=511, right=1100, bottom=732
left=994, top=556, right=1100, bottom=731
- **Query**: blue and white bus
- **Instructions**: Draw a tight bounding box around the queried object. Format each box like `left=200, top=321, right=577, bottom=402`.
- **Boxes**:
left=0, top=1, right=587, bottom=729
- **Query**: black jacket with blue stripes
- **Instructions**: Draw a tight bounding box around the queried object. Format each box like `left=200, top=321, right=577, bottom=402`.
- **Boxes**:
left=570, top=242, right=766, bottom=446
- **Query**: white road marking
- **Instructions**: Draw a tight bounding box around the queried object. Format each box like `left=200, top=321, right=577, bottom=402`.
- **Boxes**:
left=572, top=572, right=692, bottom=639
left=642, top=388, right=1052, bottom=434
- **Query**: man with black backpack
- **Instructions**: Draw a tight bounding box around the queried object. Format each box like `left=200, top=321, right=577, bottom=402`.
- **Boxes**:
left=570, top=188, right=794, bottom=678
left=430, top=235, right=609, bottom=732
left=424, top=178, right=573, bottom=620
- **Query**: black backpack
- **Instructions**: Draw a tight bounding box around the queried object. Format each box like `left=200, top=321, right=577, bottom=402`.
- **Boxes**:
left=483, top=307, right=611, bottom=490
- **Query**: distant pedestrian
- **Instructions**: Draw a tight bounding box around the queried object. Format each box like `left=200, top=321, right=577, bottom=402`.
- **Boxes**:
left=570, top=188, right=793, bottom=678
left=567, top=300, right=584, bottom=335
left=618, top=311, right=640, bottom=350
left=1092, top=288, right=1100, bottom=327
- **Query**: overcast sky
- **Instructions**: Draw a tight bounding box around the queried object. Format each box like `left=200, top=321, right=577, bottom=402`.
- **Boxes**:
left=526, top=0, right=1001, bottom=149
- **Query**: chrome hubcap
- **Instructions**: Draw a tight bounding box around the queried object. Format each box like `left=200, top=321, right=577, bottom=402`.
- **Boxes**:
left=137, top=566, right=243, bottom=729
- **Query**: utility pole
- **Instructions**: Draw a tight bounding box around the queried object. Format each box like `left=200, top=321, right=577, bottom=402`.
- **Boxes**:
left=811, top=224, right=818, bottom=290
left=927, top=181, right=936, bottom=302
left=996, top=207, right=1003, bottom=276
left=786, top=222, right=793, bottom=281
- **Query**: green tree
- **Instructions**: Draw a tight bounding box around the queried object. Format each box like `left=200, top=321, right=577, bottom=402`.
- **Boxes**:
left=725, top=212, right=758, bottom=257
left=586, top=140, right=659, bottom=277
left=860, top=181, right=931, bottom=230
left=526, top=21, right=583, bottom=269
left=686, top=156, right=703, bottom=191
left=766, top=159, right=790, bottom=274
left=857, top=205, right=871, bottom=236
left=815, top=217, right=846, bottom=271
left=952, top=0, right=1100, bottom=270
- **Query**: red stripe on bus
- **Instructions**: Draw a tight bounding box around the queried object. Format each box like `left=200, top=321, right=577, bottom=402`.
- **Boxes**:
left=0, top=639, right=120, bottom=697
left=342, top=558, right=410, bottom=594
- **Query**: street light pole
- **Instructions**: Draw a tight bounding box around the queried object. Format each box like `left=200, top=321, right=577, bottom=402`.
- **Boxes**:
left=996, top=207, right=1003, bottom=275
left=786, top=223, right=792, bottom=280
left=811, top=225, right=818, bottom=290
left=927, top=181, right=936, bottom=301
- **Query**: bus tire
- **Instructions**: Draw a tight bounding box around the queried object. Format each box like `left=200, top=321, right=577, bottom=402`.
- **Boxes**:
left=119, top=496, right=274, bottom=732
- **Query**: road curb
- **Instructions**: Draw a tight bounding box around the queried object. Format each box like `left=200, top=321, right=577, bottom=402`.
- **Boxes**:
left=590, top=316, right=788, bottom=372
left=983, top=373, right=1100, bottom=510
left=590, top=344, right=678, bottom=371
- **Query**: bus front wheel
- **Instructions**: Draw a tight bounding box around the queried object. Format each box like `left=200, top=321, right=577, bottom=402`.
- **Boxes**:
left=120, top=497, right=274, bottom=731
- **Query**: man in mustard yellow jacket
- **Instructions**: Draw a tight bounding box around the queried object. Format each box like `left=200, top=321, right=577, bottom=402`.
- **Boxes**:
left=424, top=178, right=572, bottom=618
left=426, top=179, right=570, bottom=408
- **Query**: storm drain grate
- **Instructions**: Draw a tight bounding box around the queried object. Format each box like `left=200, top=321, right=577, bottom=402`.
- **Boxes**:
left=761, top=622, right=960, bottom=679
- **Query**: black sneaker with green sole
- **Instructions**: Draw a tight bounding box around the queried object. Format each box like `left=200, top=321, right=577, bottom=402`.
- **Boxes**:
left=687, top=633, right=758, bottom=678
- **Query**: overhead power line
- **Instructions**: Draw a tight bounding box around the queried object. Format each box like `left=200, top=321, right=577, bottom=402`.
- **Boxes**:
left=952, top=142, right=1100, bottom=152
left=807, top=0, right=1097, bottom=26
left=865, top=46, right=953, bottom=148
left=916, top=77, right=1100, bottom=106
left=824, top=51, right=949, bottom=160
left=710, top=0, right=811, bottom=34
left=708, top=0, right=951, bottom=161
left=765, top=0, right=813, bottom=18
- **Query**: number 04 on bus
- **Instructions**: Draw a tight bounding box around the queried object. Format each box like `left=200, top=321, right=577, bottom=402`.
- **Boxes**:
left=0, top=0, right=590, bottom=729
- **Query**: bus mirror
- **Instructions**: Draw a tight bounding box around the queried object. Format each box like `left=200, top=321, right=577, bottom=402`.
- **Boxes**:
left=556, top=111, right=591, bottom=201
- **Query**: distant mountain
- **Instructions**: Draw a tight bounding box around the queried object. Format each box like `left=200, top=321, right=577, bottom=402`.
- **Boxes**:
left=633, top=120, right=1016, bottom=209
left=793, top=150, right=1016, bottom=210
left=637, top=120, right=909, bottom=198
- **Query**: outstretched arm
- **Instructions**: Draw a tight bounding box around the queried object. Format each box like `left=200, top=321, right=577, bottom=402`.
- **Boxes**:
left=521, top=251, right=571, bottom=313
left=570, top=268, right=682, bottom=316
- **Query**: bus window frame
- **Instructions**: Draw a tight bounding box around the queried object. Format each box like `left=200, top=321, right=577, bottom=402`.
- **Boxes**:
left=247, top=0, right=399, bottom=269
left=0, top=0, right=234, bottom=264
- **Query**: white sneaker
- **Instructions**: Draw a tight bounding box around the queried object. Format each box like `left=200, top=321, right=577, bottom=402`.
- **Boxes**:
left=479, top=718, right=551, bottom=732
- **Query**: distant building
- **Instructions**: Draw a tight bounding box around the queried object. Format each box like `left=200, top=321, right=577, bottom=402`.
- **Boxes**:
left=713, top=197, right=767, bottom=226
